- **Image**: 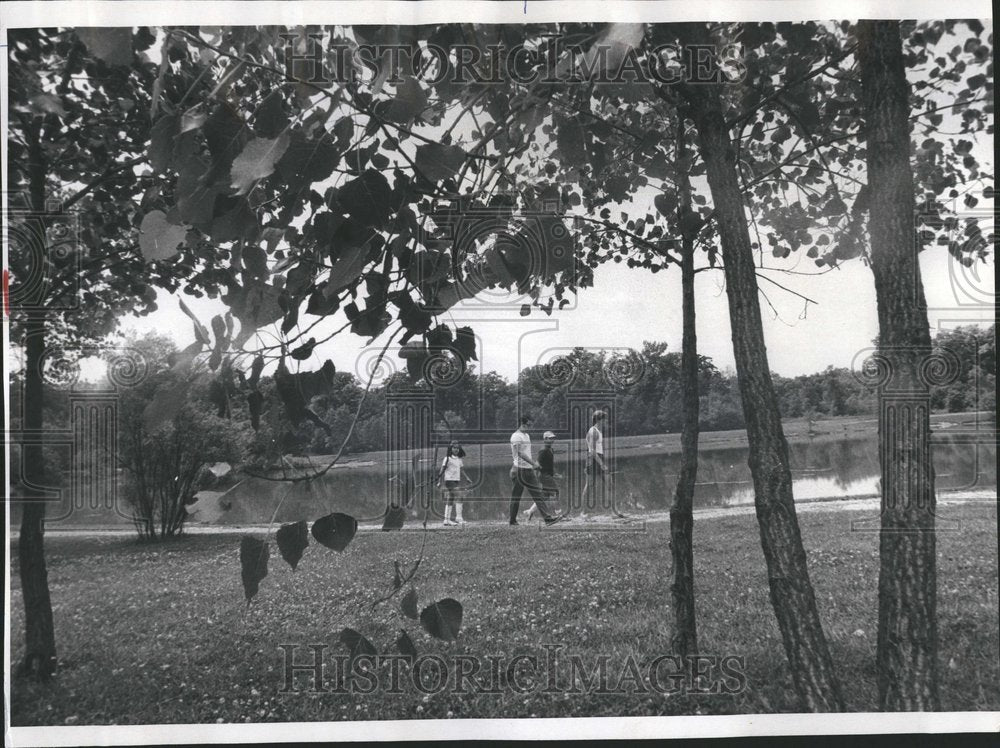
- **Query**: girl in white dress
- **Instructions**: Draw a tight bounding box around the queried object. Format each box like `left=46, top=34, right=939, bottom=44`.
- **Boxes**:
left=437, top=441, right=471, bottom=526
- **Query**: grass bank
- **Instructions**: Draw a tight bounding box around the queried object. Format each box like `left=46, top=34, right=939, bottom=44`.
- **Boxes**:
left=286, top=410, right=990, bottom=472
left=9, top=502, right=998, bottom=724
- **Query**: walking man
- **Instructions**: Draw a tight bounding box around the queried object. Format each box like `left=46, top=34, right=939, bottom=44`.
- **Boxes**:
left=579, top=409, right=607, bottom=516
left=509, top=415, right=559, bottom=525
left=526, top=431, right=563, bottom=522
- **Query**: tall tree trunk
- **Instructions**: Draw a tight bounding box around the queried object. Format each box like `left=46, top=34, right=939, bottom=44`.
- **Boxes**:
left=858, top=20, right=940, bottom=711
left=668, top=120, right=699, bottom=658
left=17, top=121, right=58, bottom=679
left=678, top=35, right=843, bottom=710
left=18, top=314, right=57, bottom=679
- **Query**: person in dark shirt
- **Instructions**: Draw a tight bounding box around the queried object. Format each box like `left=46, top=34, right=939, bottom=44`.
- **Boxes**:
left=526, top=431, right=564, bottom=523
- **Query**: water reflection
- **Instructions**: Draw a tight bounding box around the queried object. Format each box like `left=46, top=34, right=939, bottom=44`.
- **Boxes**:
left=200, top=434, right=998, bottom=524
left=28, top=433, right=996, bottom=527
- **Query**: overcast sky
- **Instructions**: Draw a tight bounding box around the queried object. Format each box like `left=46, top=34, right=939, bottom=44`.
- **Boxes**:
left=116, top=235, right=995, bottom=383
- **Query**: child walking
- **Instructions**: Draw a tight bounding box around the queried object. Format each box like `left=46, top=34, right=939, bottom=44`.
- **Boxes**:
left=526, top=430, right=564, bottom=523
left=437, top=441, right=471, bottom=526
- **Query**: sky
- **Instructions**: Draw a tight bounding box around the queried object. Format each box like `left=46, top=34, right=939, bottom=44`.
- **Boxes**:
left=113, top=236, right=995, bottom=383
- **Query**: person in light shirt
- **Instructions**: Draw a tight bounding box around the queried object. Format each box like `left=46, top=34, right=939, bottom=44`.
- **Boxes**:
left=579, top=409, right=607, bottom=516
left=508, top=414, right=560, bottom=526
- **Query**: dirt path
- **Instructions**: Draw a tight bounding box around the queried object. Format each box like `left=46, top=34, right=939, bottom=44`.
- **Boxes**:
left=24, top=490, right=995, bottom=538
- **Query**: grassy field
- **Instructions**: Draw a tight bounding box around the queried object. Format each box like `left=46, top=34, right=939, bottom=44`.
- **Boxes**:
left=9, top=502, right=998, bottom=724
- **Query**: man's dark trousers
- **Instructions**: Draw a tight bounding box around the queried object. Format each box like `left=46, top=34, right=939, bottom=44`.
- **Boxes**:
left=510, top=468, right=555, bottom=523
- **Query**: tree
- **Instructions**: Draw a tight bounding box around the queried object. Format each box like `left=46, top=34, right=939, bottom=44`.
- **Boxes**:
left=667, top=119, right=701, bottom=657
left=114, top=334, right=251, bottom=540
left=668, top=24, right=842, bottom=709
left=7, top=27, right=180, bottom=678
left=675, top=20, right=991, bottom=707
left=858, top=19, right=940, bottom=711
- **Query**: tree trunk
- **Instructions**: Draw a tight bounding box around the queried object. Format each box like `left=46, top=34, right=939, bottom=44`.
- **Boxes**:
left=18, top=313, right=58, bottom=679
left=857, top=20, right=940, bottom=711
left=668, top=121, right=699, bottom=658
left=679, top=47, right=843, bottom=710
left=17, top=121, right=57, bottom=679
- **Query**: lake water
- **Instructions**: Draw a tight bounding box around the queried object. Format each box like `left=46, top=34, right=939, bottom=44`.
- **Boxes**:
left=32, top=430, right=996, bottom=528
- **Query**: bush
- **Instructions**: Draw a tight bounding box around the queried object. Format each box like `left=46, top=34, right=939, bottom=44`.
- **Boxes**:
left=121, top=403, right=250, bottom=540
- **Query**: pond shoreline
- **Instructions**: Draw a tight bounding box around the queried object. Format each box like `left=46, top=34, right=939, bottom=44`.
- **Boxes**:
left=12, top=410, right=994, bottom=530
left=24, top=489, right=996, bottom=538
left=276, top=410, right=993, bottom=473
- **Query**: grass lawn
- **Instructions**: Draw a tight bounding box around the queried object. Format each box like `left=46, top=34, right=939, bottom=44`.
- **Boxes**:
left=9, top=502, right=998, bottom=724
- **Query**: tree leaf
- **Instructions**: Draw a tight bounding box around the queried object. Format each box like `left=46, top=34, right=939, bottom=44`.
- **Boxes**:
left=139, top=210, right=187, bottom=262
left=203, top=102, right=247, bottom=175
left=210, top=198, right=260, bottom=244
left=226, top=281, right=284, bottom=348
left=285, top=262, right=313, bottom=297
left=337, top=169, right=394, bottom=228
left=180, top=112, right=207, bottom=134
left=555, top=118, right=586, bottom=164
left=311, top=512, right=358, bottom=552
left=149, top=115, right=180, bottom=173
left=420, top=598, right=463, bottom=640
left=338, top=628, right=377, bottom=659
left=276, top=130, right=340, bottom=186
left=414, top=143, right=466, bottom=183
left=254, top=90, right=289, bottom=138
left=239, top=536, right=269, bottom=605
left=76, top=28, right=134, bottom=67
left=429, top=274, right=491, bottom=313
left=247, top=389, right=264, bottom=430
left=231, top=132, right=291, bottom=196
left=178, top=297, right=212, bottom=347
left=29, top=93, right=67, bottom=117
left=401, top=587, right=419, bottom=620
left=175, top=154, right=217, bottom=227
left=347, top=305, right=391, bottom=339
left=242, top=242, right=269, bottom=279
left=653, top=192, right=676, bottom=218
left=376, top=75, right=428, bottom=124
left=248, top=354, right=264, bottom=387
left=396, top=629, right=417, bottom=658
left=306, top=286, right=340, bottom=316
left=382, top=505, right=406, bottom=531
left=274, top=359, right=308, bottom=422
left=327, top=243, right=371, bottom=294
left=290, top=338, right=316, bottom=360
left=453, top=327, right=478, bottom=363
left=276, top=520, right=309, bottom=571
left=405, top=350, right=429, bottom=382
left=210, top=314, right=227, bottom=348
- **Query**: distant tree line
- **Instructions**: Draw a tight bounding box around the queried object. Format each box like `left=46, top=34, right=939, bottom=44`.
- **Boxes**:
left=264, top=323, right=997, bottom=455
left=10, top=324, right=994, bottom=469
